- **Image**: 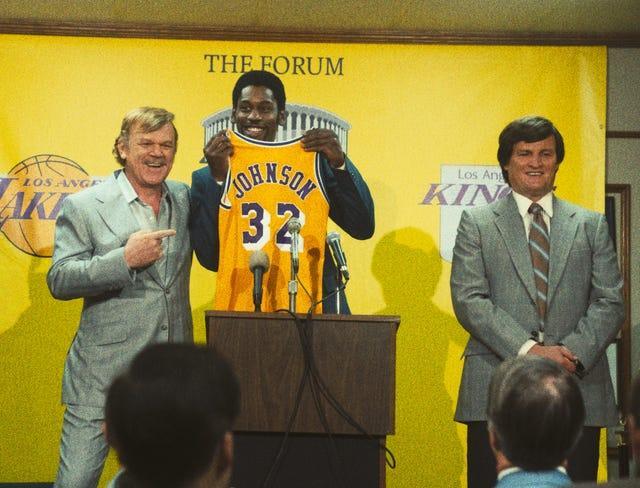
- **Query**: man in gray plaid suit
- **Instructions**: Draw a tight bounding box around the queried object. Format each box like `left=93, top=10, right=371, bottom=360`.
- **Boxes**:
left=451, top=115, right=624, bottom=487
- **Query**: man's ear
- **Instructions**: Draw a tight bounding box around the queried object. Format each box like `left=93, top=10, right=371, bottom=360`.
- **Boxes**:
left=215, top=431, right=234, bottom=475
left=488, top=426, right=500, bottom=453
left=488, top=425, right=512, bottom=473
left=277, top=110, right=286, bottom=126
left=117, top=140, right=128, bottom=162
left=101, top=421, right=110, bottom=445
left=231, top=109, right=236, bottom=125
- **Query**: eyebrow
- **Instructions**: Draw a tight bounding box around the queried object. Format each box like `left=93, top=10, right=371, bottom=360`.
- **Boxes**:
left=137, top=136, right=175, bottom=145
left=239, top=99, right=275, bottom=105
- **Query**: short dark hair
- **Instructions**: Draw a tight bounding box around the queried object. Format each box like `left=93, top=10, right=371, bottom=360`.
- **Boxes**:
left=487, top=356, right=584, bottom=471
left=105, top=343, right=240, bottom=488
left=497, top=115, right=565, bottom=185
left=232, top=70, right=286, bottom=111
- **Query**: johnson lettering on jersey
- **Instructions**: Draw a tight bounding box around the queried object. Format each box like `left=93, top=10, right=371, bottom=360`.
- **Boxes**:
left=214, top=130, right=330, bottom=312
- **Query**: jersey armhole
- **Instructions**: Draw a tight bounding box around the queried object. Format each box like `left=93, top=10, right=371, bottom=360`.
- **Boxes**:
left=315, top=154, right=330, bottom=205
left=219, top=165, right=232, bottom=210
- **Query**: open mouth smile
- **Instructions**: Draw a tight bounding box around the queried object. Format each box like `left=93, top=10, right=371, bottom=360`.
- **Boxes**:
left=241, top=126, right=267, bottom=138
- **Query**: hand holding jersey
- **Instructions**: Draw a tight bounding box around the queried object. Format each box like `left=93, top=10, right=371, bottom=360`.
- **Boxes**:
left=301, top=128, right=345, bottom=168
left=204, top=130, right=232, bottom=182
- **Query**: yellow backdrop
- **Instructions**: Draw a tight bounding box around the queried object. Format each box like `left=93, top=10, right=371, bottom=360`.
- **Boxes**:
left=0, top=34, right=606, bottom=487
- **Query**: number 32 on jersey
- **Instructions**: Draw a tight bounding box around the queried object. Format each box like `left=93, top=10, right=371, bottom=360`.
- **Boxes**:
left=241, top=201, right=305, bottom=252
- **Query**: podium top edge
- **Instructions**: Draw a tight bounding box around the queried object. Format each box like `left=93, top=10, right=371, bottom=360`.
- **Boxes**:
left=204, top=310, right=400, bottom=326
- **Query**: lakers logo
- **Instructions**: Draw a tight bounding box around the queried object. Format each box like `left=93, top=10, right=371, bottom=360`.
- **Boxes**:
left=0, top=154, right=101, bottom=257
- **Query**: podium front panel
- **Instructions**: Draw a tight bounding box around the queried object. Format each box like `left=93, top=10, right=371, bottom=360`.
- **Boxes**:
left=206, top=311, right=399, bottom=436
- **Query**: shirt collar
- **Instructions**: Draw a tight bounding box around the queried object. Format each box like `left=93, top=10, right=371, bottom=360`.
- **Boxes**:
left=497, top=465, right=567, bottom=480
left=115, top=169, right=168, bottom=203
left=511, top=190, right=554, bottom=219
left=497, top=467, right=521, bottom=480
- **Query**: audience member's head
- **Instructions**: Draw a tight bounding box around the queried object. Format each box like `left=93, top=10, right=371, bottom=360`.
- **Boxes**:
left=105, top=343, right=240, bottom=488
left=487, top=356, right=584, bottom=472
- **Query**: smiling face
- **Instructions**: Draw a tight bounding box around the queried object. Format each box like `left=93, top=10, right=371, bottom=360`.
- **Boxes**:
left=231, top=85, right=285, bottom=142
left=118, top=122, right=176, bottom=193
left=504, top=135, right=560, bottom=202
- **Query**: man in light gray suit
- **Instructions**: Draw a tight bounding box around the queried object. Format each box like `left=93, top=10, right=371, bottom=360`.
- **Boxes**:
left=47, top=107, right=192, bottom=487
left=450, top=116, right=624, bottom=487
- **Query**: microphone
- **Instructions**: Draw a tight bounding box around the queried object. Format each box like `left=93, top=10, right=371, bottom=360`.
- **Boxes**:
left=287, top=217, right=301, bottom=274
left=326, top=231, right=349, bottom=281
left=249, top=250, right=270, bottom=312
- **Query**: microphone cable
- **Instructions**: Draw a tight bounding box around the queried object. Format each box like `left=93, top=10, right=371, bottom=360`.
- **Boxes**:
left=261, top=296, right=397, bottom=487
left=306, top=275, right=397, bottom=473
left=261, top=240, right=396, bottom=486
left=302, top=301, right=397, bottom=471
left=260, top=308, right=346, bottom=488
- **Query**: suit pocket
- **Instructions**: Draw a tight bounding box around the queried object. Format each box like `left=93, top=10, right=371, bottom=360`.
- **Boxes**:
left=462, top=339, right=492, bottom=358
left=569, top=246, right=591, bottom=255
left=85, top=322, right=129, bottom=346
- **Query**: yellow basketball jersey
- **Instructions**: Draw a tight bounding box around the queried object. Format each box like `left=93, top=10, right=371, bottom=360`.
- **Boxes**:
left=214, top=130, right=330, bottom=312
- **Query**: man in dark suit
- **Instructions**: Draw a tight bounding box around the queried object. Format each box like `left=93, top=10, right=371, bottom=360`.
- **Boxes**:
left=450, top=115, right=624, bottom=487
left=488, top=356, right=584, bottom=488
left=104, top=343, right=239, bottom=488
left=47, top=107, right=192, bottom=487
left=190, top=70, right=374, bottom=313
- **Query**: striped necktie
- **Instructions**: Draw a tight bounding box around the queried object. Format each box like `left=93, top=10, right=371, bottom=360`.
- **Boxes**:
left=528, top=203, right=549, bottom=344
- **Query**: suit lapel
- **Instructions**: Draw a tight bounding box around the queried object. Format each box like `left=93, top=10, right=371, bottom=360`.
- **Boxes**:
left=163, top=183, right=186, bottom=287
left=547, top=196, right=578, bottom=306
left=95, top=173, right=139, bottom=241
left=494, top=195, right=537, bottom=304
left=95, top=172, right=163, bottom=286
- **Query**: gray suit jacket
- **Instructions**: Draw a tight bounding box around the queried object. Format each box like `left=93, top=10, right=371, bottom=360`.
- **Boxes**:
left=47, top=171, right=193, bottom=408
left=451, top=193, right=623, bottom=426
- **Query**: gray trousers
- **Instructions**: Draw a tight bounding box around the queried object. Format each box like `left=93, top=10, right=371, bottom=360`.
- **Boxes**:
left=54, top=404, right=109, bottom=488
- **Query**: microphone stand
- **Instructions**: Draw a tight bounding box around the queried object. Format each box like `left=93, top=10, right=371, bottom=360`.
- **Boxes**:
left=288, top=233, right=298, bottom=313
left=288, top=263, right=297, bottom=313
left=335, top=269, right=342, bottom=314
left=287, top=218, right=301, bottom=313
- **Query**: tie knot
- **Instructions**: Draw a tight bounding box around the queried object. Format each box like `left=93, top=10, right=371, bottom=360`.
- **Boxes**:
left=529, top=203, right=543, bottom=216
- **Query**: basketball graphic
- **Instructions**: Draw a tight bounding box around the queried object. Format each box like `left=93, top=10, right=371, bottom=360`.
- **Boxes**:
left=0, top=154, right=97, bottom=257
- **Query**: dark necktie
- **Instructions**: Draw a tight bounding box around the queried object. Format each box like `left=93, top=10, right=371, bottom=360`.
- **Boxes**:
left=528, top=203, right=549, bottom=343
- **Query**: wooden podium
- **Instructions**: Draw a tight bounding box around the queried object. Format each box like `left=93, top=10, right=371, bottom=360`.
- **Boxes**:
left=206, top=311, right=399, bottom=488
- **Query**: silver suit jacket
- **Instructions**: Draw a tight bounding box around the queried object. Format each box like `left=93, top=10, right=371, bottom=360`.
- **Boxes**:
left=47, top=171, right=193, bottom=408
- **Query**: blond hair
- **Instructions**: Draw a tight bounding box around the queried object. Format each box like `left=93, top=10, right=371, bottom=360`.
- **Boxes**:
left=113, top=107, right=177, bottom=166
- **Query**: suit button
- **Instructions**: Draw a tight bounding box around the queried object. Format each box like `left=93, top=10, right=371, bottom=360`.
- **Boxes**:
left=161, top=325, right=168, bottom=330
left=165, top=289, right=170, bottom=295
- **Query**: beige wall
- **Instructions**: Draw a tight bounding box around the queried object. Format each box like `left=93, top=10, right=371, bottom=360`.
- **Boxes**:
left=607, top=47, right=640, bottom=373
